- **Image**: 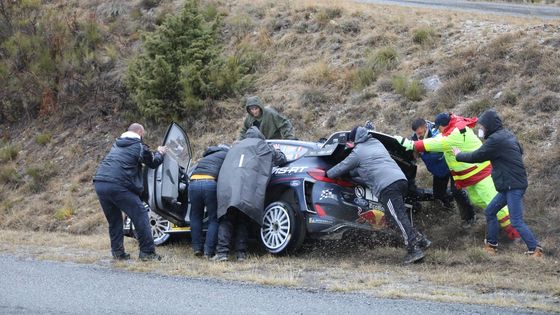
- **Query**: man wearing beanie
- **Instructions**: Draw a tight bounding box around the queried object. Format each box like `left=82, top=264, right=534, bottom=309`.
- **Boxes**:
left=453, top=109, right=542, bottom=257
left=238, top=96, right=296, bottom=140
left=396, top=112, right=520, bottom=241
left=327, top=126, right=431, bottom=264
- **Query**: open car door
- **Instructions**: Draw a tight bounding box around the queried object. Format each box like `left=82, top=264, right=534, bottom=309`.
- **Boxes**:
left=146, top=122, right=192, bottom=226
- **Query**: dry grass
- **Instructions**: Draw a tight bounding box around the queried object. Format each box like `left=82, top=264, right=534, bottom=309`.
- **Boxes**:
left=1, top=0, right=560, bottom=311
left=1, top=229, right=559, bottom=312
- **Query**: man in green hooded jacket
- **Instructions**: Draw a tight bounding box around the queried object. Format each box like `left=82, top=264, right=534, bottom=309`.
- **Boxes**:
left=238, top=96, right=296, bottom=140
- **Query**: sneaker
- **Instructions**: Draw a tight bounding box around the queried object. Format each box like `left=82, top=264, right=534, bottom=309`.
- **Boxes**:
left=193, top=250, right=203, bottom=257
left=236, top=251, right=247, bottom=262
left=483, top=239, right=498, bottom=255
left=139, top=252, right=162, bottom=261
left=525, top=246, right=544, bottom=257
left=403, top=245, right=425, bottom=264
left=417, top=235, right=432, bottom=250
left=211, top=253, right=229, bottom=262
left=112, top=252, right=130, bottom=260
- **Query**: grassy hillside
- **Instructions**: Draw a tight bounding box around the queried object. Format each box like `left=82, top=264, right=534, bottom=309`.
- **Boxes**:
left=0, top=0, right=559, bottom=257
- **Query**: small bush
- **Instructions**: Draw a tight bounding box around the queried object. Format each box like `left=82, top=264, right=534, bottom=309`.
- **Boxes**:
left=315, top=7, right=343, bottom=25
left=0, top=145, right=19, bottom=163
left=229, top=13, right=254, bottom=38
left=351, top=67, right=377, bottom=90
left=25, top=163, right=58, bottom=193
left=300, top=61, right=336, bottom=86
left=140, top=0, right=161, bottom=9
left=299, top=88, right=329, bottom=107
left=412, top=27, right=436, bottom=46
left=464, top=98, right=495, bottom=117
left=534, top=93, right=560, bottom=112
left=0, top=166, right=22, bottom=188
left=391, top=75, right=424, bottom=102
left=371, top=46, right=399, bottom=72
left=35, top=133, right=52, bottom=145
left=501, top=91, right=518, bottom=107
left=54, top=205, right=74, bottom=221
left=338, top=19, right=361, bottom=34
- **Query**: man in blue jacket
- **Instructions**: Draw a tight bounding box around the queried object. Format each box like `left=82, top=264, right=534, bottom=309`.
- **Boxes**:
left=453, top=110, right=542, bottom=257
left=410, top=118, right=476, bottom=226
left=188, top=144, right=229, bottom=259
left=93, top=123, right=166, bottom=261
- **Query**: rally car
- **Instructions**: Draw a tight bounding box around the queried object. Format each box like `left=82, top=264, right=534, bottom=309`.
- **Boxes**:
left=124, top=123, right=428, bottom=254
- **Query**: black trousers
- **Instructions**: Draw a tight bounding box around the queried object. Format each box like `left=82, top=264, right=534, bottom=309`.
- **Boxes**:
left=216, top=208, right=249, bottom=255
left=379, top=180, right=419, bottom=247
left=433, top=175, right=475, bottom=221
left=94, top=181, right=155, bottom=256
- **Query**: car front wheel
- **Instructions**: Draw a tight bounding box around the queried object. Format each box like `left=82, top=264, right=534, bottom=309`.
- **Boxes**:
left=260, top=201, right=305, bottom=254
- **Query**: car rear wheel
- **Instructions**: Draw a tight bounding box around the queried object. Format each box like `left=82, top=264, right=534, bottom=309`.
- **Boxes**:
left=260, top=201, right=305, bottom=254
left=131, top=204, right=171, bottom=246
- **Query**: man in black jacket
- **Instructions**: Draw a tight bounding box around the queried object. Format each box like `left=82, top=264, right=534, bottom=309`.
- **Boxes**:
left=188, top=144, right=229, bottom=259
left=213, top=127, right=287, bottom=261
left=93, top=123, right=166, bottom=261
left=453, top=110, right=542, bottom=257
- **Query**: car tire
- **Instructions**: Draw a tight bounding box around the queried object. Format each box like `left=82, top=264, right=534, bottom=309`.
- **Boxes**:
left=260, top=201, right=305, bottom=255
left=131, top=203, right=171, bottom=246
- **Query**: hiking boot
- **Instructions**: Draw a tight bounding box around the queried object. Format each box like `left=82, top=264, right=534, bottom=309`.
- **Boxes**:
left=436, top=198, right=453, bottom=211
left=525, top=246, right=544, bottom=258
left=193, top=250, right=203, bottom=257
left=403, top=245, right=425, bottom=264
left=483, top=239, right=498, bottom=255
left=236, top=251, right=247, bottom=262
left=139, top=252, right=162, bottom=261
left=211, top=253, right=229, bottom=262
left=112, top=252, right=130, bottom=261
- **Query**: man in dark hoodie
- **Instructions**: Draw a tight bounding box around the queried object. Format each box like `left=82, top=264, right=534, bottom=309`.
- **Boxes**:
left=213, top=127, right=287, bottom=261
left=453, top=109, right=542, bottom=257
left=188, top=144, right=229, bottom=259
left=93, top=123, right=166, bottom=261
left=327, top=126, right=431, bottom=264
left=239, top=96, right=296, bottom=140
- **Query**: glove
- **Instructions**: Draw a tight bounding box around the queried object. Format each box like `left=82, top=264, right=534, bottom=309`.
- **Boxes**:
left=364, top=120, right=375, bottom=130
left=394, top=135, right=414, bottom=151
left=504, top=225, right=521, bottom=241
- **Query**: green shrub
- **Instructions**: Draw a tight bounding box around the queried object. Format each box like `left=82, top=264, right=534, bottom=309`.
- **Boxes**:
left=35, top=133, right=52, bottom=145
left=352, top=67, right=377, bottom=90
left=126, top=0, right=250, bottom=121
left=371, top=46, right=399, bottom=72
left=25, top=163, right=58, bottom=193
left=315, top=7, right=343, bottom=25
left=464, top=98, right=495, bottom=117
left=0, top=166, right=22, bottom=188
left=412, top=27, right=436, bottom=46
left=391, top=75, right=424, bottom=101
left=0, top=145, right=19, bottom=163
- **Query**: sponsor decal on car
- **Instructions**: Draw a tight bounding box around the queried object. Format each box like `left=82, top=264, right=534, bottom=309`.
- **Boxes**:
left=272, top=166, right=308, bottom=174
left=319, top=188, right=337, bottom=201
left=308, top=217, right=334, bottom=224
left=290, top=180, right=301, bottom=187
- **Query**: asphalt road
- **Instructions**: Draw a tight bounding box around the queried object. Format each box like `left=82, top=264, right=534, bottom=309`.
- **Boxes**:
left=357, top=0, right=560, bottom=19
left=0, top=254, right=551, bottom=315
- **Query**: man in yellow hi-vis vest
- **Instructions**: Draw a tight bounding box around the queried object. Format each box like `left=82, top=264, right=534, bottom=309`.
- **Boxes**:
left=396, top=112, right=520, bottom=240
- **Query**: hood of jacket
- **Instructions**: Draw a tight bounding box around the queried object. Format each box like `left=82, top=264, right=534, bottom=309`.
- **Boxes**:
left=353, top=126, right=370, bottom=144
left=441, top=114, right=478, bottom=136
left=203, top=145, right=229, bottom=157
left=245, top=96, right=264, bottom=117
left=115, top=136, right=141, bottom=148
left=478, top=109, right=503, bottom=139
left=245, top=126, right=265, bottom=140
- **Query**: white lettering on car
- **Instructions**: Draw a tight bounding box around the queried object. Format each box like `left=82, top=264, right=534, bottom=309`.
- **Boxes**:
left=272, top=166, right=308, bottom=174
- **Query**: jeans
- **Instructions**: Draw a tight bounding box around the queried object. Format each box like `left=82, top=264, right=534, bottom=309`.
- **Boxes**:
left=94, top=181, right=155, bottom=256
left=485, top=188, right=538, bottom=250
left=188, top=180, right=218, bottom=256
left=379, top=180, right=419, bottom=247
